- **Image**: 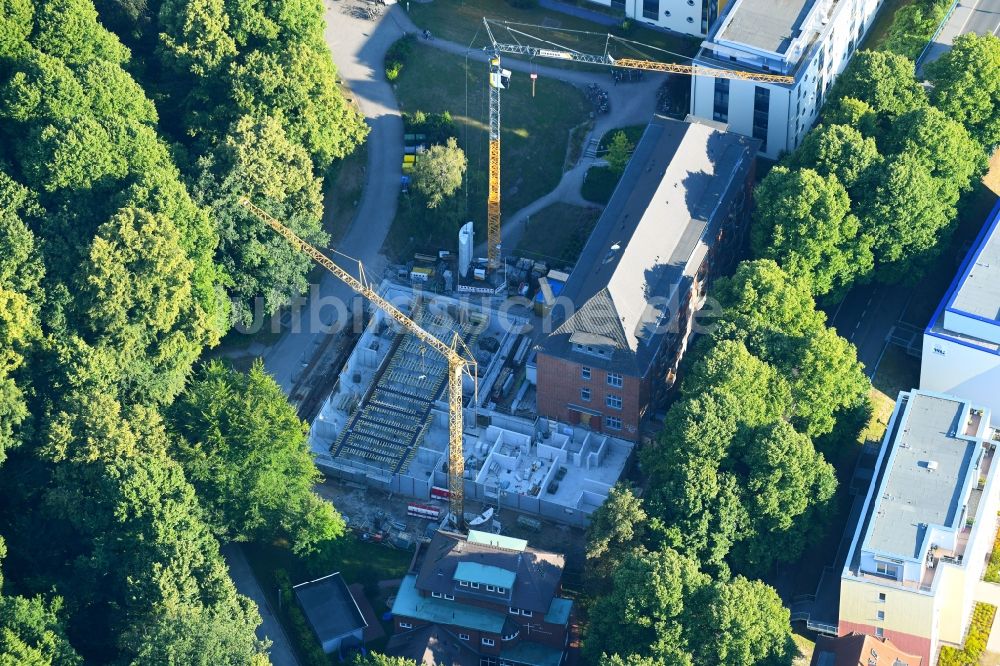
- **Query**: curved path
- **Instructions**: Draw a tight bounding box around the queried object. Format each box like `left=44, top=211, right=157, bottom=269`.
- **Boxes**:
left=263, top=2, right=662, bottom=389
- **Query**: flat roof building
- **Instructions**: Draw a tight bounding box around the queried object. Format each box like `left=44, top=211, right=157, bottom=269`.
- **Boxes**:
left=839, top=389, right=999, bottom=664
left=293, top=572, right=368, bottom=655
left=690, top=0, right=885, bottom=158
left=922, top=200, right=1000, bottom=414
left=536, top=115, right=756, bottom=440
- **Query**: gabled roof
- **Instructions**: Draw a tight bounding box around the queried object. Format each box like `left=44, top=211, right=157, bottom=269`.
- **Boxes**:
left=415, top=531, right=566, bottom=613
left=541, top=115, right=756, bottom=376
left=811, top=633, right=922, bottom=666
left=386, top=624, right=479, bottom=666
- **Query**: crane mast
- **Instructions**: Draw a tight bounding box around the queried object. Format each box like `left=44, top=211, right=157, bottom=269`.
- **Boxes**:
left=484, top=20, right=510, bottom=271
left=239, top=198, right=473, bottom=529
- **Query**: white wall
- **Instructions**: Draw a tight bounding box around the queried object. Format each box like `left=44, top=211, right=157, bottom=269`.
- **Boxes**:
left=921, top=335, right=1000, bottom=416
left=691, top=0, right=884, bottom=158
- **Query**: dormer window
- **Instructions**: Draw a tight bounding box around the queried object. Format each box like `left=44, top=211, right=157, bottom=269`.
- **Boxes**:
left=497, top=587, right=506, bottom=594
left=486, top=584, right=496, bottom=592
left=470, top=582, right=480, bottom=589
left=459, top=580, right=469, bottom=587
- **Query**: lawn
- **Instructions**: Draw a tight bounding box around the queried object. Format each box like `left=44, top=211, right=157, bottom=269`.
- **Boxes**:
left=406, top=0, right=700, bottom=64
left=387, top=42, right=590, bottom=258
left=515, top=203, right=600, bottom=266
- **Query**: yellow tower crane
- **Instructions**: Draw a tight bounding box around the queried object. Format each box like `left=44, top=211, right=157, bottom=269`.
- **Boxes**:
left=478, top=19, right=792, bottom=269
left=239, top=198, right=476, bottom=529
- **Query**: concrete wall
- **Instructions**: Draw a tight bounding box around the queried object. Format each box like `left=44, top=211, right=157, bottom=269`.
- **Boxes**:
left=921, top=334, right=1000, bottom=415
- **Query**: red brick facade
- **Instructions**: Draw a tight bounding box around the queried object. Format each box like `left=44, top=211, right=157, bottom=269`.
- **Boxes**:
left=536, top=355, right=645, bottom=440
left=838, top=621, right=931, bottom=665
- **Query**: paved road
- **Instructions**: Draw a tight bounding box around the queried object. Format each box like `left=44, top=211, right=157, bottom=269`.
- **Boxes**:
left=918, top=0, right=1000, bottom=72
left=828, top=284, right=909, bottom=378
left=224, top=545, right=300, bottom=666
left=263, top=3, right=409, bottom=391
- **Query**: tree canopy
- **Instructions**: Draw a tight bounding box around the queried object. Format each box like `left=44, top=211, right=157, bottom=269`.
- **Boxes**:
left=751, top=166, right=873, bottom=298
left=168, top=360, right=345, bottom=555
left=926, top=33, right=1000, bottom=148
left=413, top=137, right=468, bottom=209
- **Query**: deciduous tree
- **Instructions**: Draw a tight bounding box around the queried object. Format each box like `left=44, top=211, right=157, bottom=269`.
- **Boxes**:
left=751, top=167, right=873, bottom=298
left=412, top=137, right=468, bottom=209
left=926, top=33, right=1000, bottom=148
left=168, top=360, right=345, bottom=555
left=829, top=50, right=926, bottom=118
left=789, top=123, right=881, bottom=189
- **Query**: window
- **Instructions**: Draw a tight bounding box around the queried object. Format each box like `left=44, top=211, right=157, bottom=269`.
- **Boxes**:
left=460, top=633, right=470, bottom=641
left=431, top=592, right=442, bottom=598
left=444, top=594, right=455, bottom=601
left=522, top=610, right=533, bottom=617
left=874, top=627, right=884, bottom=638
left=875, top=562, right=898, bottom=579
left=877, top=610, right=885, bottom=621
left=497, top=587, right=506, bottom=594
left=606, top=415, right=622, bottom=431
left=509, top=607, right=519, bottom=615
left=607, top=372, right=623, bottom=388
left=581, top=366, right=591, bottom=380
left=642, top=0, right=658, bottom=19
left=878, top=593, right=886, bottom=602
left=606, top=394, right=622, bottom=410
left=752, top=86, right=770, bottom=152
left=486, top=585, right=496, bottom=592
left=581, top=387, right=591, bottom=402
left=471, top=582, right=480, bottom=589
left=713, top=78, right=730, bottom=123
left=482, top=638, right=495, bottom=647
left=400, top=622, right=413, bottom=629
left=459, top=580, right=469, bottom=587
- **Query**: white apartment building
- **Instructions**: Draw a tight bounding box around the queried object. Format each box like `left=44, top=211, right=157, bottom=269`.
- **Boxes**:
left=922, top=201, right=1000, bottom=414
left=690, top=0, right=883, bottom=158
left=840, top=390, right=1000, bottom=664
left=584, top=0, right=729, bottom=36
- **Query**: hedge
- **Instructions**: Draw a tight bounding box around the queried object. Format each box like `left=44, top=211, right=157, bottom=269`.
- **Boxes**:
left=938, top=602, right=996, bottom=666
left=985, top=522, right=1000, bottom=583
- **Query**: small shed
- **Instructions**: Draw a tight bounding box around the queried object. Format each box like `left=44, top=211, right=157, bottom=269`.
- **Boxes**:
left=293, top=572, right=368, bottom=655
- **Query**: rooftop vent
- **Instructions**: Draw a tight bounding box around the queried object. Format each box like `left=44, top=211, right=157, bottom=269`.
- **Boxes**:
left=928, top=460, right=939, bottom=472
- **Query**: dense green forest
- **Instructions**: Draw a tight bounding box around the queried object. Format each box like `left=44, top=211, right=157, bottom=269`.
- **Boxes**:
left=0, top=0, right=365, bottom=661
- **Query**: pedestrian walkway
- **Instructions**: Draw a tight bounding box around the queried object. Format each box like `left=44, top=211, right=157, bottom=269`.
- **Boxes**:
left=224, top=545, right=301, bottom=666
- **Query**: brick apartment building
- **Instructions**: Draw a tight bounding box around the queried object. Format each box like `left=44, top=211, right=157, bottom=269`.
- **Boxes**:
left=387, top=530, right=572, bottom=666
left=535, top=115, right=757, bottom=441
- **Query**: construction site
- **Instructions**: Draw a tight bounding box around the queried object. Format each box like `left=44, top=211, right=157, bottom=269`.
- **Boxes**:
left=306, top=282, right=634, bottom=531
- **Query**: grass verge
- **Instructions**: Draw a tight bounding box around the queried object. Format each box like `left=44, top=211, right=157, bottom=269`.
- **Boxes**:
left=324, top=141, right=368, bottom=245
left=515, top=203, right=600, bottom=266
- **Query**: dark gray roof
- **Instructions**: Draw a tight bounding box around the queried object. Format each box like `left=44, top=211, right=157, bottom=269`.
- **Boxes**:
left=540, top=116, right=756, bottom=376
left=293, top=572, right=367, bottom=642
left=415, top=531, right=565, bottom=613
left=717, top=0, right=815, bottom=54
left=386, top=625, right=479, bottom=666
